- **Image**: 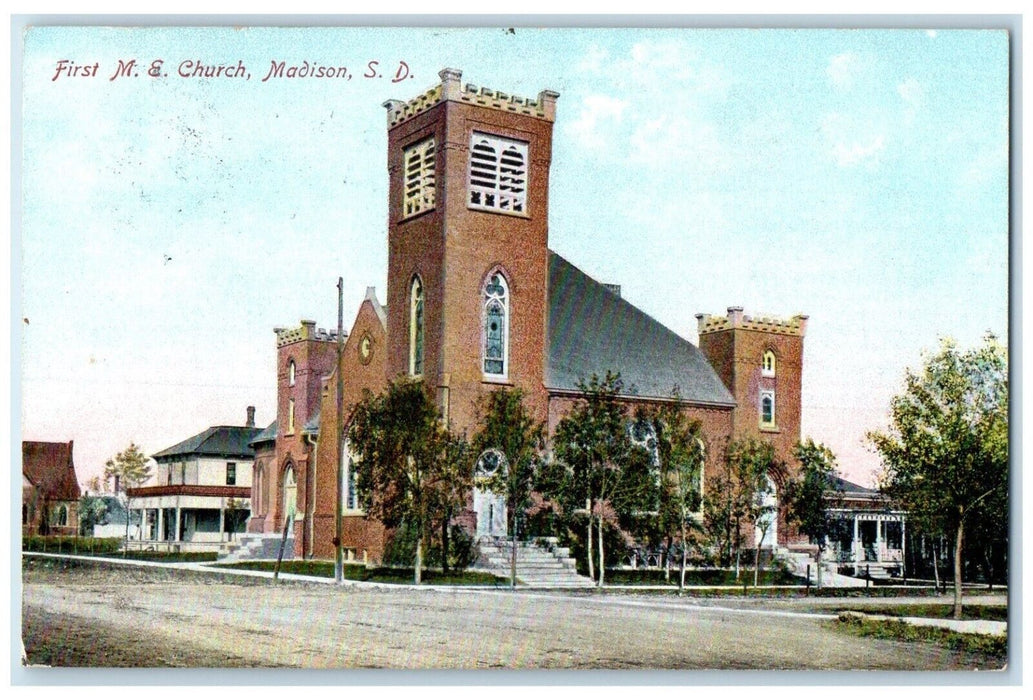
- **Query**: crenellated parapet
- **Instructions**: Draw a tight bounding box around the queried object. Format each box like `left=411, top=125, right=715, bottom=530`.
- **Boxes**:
left=274, top=319, right=345, bottom=347
left=696, top=306, right=808, bottom=337
left=383, top=67, right=559, bottom=128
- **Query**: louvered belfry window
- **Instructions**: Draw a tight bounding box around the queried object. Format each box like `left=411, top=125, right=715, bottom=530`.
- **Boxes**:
left=403, top=137, right=436, bottom=217
left=469, top=133, right=528, bottom=214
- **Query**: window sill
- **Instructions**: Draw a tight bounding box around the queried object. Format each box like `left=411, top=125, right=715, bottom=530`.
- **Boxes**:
left=342, top=509, right=366, bottom=517
left=759, top=425, right=780, bottom=434
left=399, top=207, right=436, bottom=224
left=482, top=376, right=514, bottom=387
left=467, top=204, right=530, bottom=219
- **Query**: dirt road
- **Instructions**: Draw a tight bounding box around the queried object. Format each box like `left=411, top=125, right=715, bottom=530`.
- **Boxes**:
left=20, top=557, right=1005, bottom=670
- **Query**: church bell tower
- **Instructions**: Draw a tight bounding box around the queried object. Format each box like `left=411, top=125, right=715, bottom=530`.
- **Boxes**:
left=382, top=68, right=559, bottom=431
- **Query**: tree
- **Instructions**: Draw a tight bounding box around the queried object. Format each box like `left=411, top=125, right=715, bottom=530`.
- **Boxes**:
left=78, top=494, right=108, bottom=537
left=552, top=372, right=656, bottom=587
left=224, top=497, right=248, bottom=540
left=429, top=430, right=473, bottom=574
left=347, top=377, right=467, bottom=584
left=707, top=438, right=781, bottom=584
left=472, top=387, right=546, bottom=588
left=869, top=334, right=1008, bottom=619
left=642, top=402, right=706, bottom=590
left=103, top=443, right=152, bottom=556
left=784, top=439, right=840, bottom=588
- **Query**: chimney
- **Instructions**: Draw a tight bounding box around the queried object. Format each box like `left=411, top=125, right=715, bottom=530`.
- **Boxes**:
left=246, top=406, right=256, bottom=428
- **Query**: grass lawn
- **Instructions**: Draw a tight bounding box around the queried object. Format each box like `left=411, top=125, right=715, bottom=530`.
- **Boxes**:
left=603, top=568, right=806, bottom=586
left=832, top=615, right=1007, bottom=668
left=215, top=559, right=509, bottom=585
left=821, top=603, right=1008, bottom=622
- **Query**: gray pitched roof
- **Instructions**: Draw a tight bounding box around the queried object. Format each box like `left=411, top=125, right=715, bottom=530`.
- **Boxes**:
left=152, top=426, right=263, bottom=461
left=547, top=252, right=735, bottom=406
left=829, top=475, right=879, bottom=496
left=249, top=420, right=277, bottom=447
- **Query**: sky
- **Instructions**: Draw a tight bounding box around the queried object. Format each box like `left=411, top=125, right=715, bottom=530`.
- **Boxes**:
left=17, top=26, right=1009, bottom=489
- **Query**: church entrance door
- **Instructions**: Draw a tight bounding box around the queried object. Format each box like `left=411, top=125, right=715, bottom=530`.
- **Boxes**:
left=473, top=449, right=508, bottom=540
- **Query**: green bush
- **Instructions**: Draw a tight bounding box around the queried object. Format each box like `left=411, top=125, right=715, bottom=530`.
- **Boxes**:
left=22, top=536, right=121, bottom=554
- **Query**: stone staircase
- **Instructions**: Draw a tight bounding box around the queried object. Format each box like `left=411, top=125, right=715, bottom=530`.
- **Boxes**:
left=218, top=533, right=295, bottom=563
left=475, top=537, right=595, bottom=588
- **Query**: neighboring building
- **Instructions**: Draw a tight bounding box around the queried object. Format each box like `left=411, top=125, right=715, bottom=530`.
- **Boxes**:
left=127, top=407, right=262, bottom=552
left=87, top=494, right=141, bottom=540
left=827, top=475, right=907, bottom=578
left=252, top=68, right=808, bottom=562
left=22, top=440, right=82, bottom=536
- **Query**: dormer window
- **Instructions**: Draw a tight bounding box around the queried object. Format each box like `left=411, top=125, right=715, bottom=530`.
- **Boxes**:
left=403, top=137, right=436, bottom=218
left=469, top=132, right=528, bottom=214
left=762, top=350, right=776, bottom=377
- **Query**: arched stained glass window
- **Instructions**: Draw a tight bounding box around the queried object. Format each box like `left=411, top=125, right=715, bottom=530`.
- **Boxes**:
left=410, top=277, right=424, bottom=376
left=483, top=273, right=509, bottom=376
left=760, top=390, right=775, bottom=427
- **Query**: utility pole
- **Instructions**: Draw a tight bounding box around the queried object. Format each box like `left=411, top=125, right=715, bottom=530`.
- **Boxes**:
left=335, top=277, right=345, bottom=584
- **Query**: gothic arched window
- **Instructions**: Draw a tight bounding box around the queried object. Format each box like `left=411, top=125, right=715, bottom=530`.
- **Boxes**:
left=409, top=276, right=424, bottom=376
left=483, top=273, right=509, bottom=377
left=762, top=350, right=776, bottom=377
left=288, top=360, right=296, bottom=386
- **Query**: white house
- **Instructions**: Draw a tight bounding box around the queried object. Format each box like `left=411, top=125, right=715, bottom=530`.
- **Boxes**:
left=127, top=407, right=262, bottom=552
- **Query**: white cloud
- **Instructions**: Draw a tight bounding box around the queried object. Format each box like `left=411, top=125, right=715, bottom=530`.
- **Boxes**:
left=566, top=94, right=627, bottom=150
left=826, top=51, right=861, bottom=89
left=821, top=112, right=886, bottom=167
left=897, top=77, right=925, bottom=123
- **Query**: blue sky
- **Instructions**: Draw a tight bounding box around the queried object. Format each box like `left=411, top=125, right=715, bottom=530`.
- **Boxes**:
left=18, top=26, right=1009, bottom=487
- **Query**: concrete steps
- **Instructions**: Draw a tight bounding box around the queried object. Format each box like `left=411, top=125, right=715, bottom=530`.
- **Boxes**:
left=475, top=537, right=595, bottom=588
left=218, top=533, right=294, bottom=563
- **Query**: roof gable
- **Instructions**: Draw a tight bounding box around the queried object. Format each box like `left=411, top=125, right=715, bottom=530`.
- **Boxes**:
left=546, top=252, right=735, bottom=406
left=22, top=441, right=81, bottom=501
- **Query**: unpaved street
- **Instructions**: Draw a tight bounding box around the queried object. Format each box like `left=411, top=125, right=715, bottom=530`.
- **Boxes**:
left=21, top=557, right=1005, bottom=670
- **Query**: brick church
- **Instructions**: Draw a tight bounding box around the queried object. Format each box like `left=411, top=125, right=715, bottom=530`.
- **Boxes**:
left=246, top=68, right=808, bottom=562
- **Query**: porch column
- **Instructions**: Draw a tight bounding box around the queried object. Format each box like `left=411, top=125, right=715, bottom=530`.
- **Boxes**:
left=175, top=507, right=182, bottom=543
left=853, top=516, right=859, bottom=563
left=139, top=508, right=147, bottom=541
left=875, top=518, right=883, bottom=562
left=219, top=504, right=226, bottom=542
left=157, top=508, right=164, bottom=541
left=901, top=518, right=907, bottom=573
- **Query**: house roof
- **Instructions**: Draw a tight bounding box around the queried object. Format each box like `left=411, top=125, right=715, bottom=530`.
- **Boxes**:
left=250, top=420, right=277, bottom=447
left=152, top=426, right=264, bottom=461
left=829, top=475, right=879, bottom=496
left=546, top=252, right=736, bottom=406
left=22, top=441, right=81, bottom=501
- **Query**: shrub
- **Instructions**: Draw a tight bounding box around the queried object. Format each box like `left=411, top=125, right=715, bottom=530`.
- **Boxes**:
left=22, top=536, right=121, bottom=555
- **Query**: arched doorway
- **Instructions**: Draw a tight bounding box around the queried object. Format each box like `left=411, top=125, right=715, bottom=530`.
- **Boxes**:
left=473, top=449, right=507, bottom=539
left=283, top=464, right=297, bottom=534
left=754, top=474, right=778, bottom=548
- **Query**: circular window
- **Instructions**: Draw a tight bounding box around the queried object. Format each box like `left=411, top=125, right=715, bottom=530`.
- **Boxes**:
left=475, top=448, right=507, bottom=478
